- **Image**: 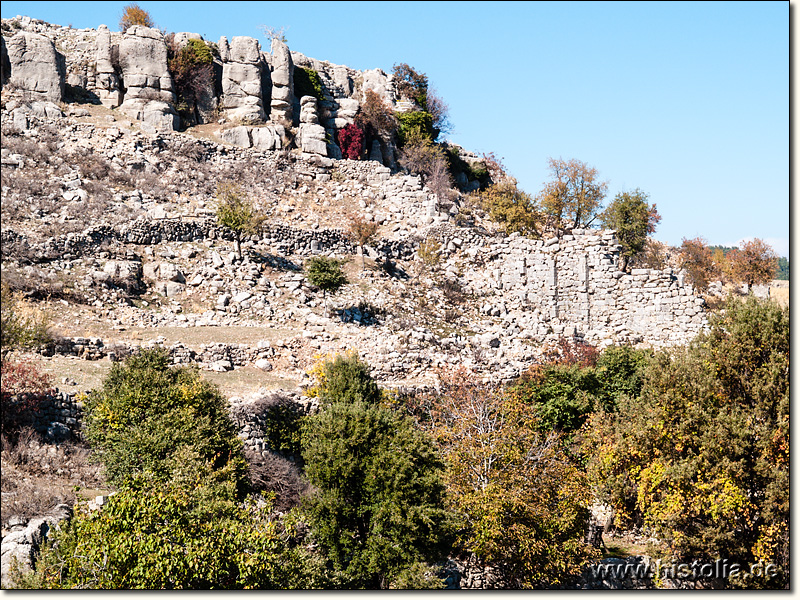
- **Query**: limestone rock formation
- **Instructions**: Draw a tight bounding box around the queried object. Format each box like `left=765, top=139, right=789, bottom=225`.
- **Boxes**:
left=269, top=38, right=293, bottom=128
left=4, top=31, right=64, bottom=101
left=299, top=95, right=327, bottom=155
left=220, top=35, right=266, bottom=123
left=93, top=24, right=120, bottom=108
left=117, top=25, right=178, bottom=131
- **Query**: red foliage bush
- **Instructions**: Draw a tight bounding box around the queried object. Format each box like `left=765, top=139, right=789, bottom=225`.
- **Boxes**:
left=1, top=360, right=53, bottom=435
left=541, top=337, right=599, bottom=368
left=338, top=123, right=364, bottom=160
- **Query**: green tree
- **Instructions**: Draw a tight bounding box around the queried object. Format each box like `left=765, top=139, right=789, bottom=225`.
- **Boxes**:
left=215, top=183, right=265, bottom=261
left=538, top=157, right=608, bottom=236
left=430, top=368, right=595, bottom=588
left=302, top=400, right=453, bottom=588
left=600, top=189, right=662, bottom=272
left=305, top=257, right=348, bottom=316
left=84, top=348, right=247, bottom=493
left=581, top=296, right=789, bottom=588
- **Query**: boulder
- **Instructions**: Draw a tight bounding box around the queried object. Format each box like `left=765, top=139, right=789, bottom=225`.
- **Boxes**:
left=5, top=31, right=64, bottom=102
left=251, top=124, right=286, bottom=150
left=220, top=125, right=251, bottom=148
left=299, top=96, right=327, bottom=155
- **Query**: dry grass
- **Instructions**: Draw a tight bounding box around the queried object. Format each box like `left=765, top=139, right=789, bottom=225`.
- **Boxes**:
left=770, top=285, right=789, bottom=308
left=1, top=428, right=107, bottom=527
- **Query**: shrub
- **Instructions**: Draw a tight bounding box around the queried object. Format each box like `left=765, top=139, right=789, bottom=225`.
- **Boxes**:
left=417, top=238, right=441, bottom=269
left=398, top=133, right=454, bottom=201
left=244, top=449, right=310, bottom=512
left=167, top=36, right=214, bottom=127
left=337, top=123, right=364, bottom=160
left=1, top=359, right=53, bottom=437
left=0, top=282, right=52, bottom=351
left=396, top=110, right=437, bottom=146
left=302, top=398, right=454, bottom=588
left=580, top=296, right=789, bottom=587
left=307, top=351, right=382, bottom=406
left=119, top=2, right=154, bottom=32
left=479, top=180, right=541, bottom=237
left=294, top=67, right=324, bottom=101
left=84, top=348, right=247, bottom=494
left=21, top=486, right=320, bottom=589
left=355, top=89, right=397, bottom=141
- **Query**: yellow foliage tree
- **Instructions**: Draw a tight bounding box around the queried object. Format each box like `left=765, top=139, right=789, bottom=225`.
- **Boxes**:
left=119, top=2, right=155, bottom=32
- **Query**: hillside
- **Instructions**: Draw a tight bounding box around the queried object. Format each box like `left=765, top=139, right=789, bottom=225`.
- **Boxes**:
left=0, top=13, right=788, bottom=591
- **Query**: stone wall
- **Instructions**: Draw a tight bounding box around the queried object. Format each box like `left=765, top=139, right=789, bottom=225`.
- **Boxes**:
left=4, top=389, right=84, bottom=442
left=449, top=229, right=706, bottom=348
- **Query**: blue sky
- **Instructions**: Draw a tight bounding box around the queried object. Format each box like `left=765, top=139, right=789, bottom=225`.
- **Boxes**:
left=2, top=1, right=788, bottom=257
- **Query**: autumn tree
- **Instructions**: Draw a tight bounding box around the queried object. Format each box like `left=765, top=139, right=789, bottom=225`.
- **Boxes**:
left=538, top=157, right=608, bottom=237
left=479, top=180, right=541, bottom=237
left=347, top=214, right=379, bottom=270
left=119, top=2, right=154, bottom=32
left=600, top=189, right=661, bottom=272
left=429, top=368, right=595, bottom=588
left=724, top=238, right=778, bottom=290
left=215, top=183, right=265, bottom=261
left=678, top=237, right=718, bottom=292
left=355, top=89, right=397, bottom=149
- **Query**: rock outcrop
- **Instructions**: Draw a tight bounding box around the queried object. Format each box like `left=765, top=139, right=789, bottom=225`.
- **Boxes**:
left=219, top=35, right=266, bottom=123
left=298, top=95, right=327, bottom=155
left=93, top=24, right=120, bottom=108
left=4, top=31, right=64, bottom=101
left=117, top=25, right=178, bottom=131
left=269, top=38, right=293, bottom=128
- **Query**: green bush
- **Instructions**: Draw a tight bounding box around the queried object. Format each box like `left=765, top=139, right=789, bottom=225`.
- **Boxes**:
left=302, top=399, right=453, bottom=588
left=396, top=110, right=437, bottom=145
left=84, top=348, right=247, bottom=494
left=19, top=486, right=321, bottom=589
left=305, top=257, right=348, bottom=315
left=478, top=181, right=541, bottom=237
left=0, top=282, right=52, bottom=351
left=294, top=67, right=325, bottom=101
left=320, top=353, right=381, bottom=405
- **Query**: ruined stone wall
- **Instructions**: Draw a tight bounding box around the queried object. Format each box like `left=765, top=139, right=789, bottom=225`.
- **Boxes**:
left=459, top=229, right=707, bottom=348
